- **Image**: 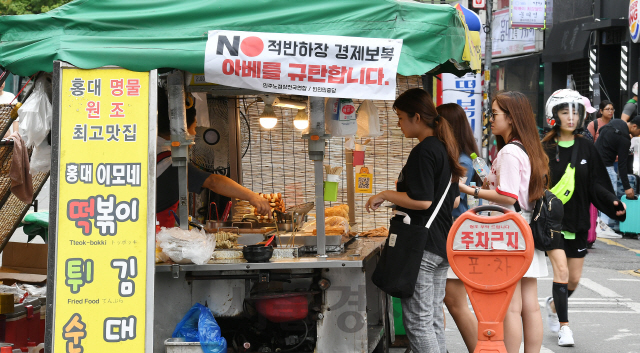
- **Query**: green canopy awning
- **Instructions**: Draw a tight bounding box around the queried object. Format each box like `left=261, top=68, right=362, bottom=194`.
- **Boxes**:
left=0, top=0, right=469, bottom=77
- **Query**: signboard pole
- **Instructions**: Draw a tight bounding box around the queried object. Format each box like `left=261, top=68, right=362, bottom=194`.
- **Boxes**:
left=46, top=62, right=156, bottom=352
left=482, top=0, right=492, bottom=159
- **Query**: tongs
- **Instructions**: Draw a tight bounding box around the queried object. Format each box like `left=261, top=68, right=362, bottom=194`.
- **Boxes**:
left=208, top=202, right=219, bottom=221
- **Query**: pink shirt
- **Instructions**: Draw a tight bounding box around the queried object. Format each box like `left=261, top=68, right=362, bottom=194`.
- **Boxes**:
left=487, top=141, right=533, bottom=211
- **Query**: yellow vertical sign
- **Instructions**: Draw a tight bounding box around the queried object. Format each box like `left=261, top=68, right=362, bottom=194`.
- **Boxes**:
left=55, top=67, right=150, bottom=352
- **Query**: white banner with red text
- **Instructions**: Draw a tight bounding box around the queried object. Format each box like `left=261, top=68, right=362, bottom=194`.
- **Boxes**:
left=204, top=30, right=402, bottom=100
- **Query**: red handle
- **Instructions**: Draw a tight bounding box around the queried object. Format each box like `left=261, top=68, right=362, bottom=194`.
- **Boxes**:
left=26, top=305, right=33, bottom=319
left=209, top=202, right=219, bottom=221
left=264, top=235, right=276, bottom=247
left=222, top=201, right=232, bottom=222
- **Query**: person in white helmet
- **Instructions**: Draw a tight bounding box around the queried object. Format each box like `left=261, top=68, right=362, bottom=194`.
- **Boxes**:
left=621, top=82, right=638, bottom=122
left=541, top=89, right=628, bottom=347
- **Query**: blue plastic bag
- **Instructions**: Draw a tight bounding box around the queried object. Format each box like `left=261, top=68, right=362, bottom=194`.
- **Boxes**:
left=172, top=303, right=227, bottom=353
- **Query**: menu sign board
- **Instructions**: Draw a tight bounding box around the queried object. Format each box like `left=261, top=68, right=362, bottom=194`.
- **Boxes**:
left=49, top=64, right=156, bottom=352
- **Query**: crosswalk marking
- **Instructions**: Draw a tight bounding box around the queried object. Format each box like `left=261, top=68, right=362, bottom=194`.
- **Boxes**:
left=579, top=278, right=623, bottom=298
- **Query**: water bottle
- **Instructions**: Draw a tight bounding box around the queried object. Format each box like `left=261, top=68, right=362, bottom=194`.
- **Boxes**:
left=467, top=182, right=479, bottom=208
left=470, top=153, right=489, bottom=180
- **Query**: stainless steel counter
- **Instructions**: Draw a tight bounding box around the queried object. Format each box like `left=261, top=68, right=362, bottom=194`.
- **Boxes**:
left=155, top=237, right=386, bottom=272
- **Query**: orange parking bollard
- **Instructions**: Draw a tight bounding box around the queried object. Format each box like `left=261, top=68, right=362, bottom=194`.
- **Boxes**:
left=447, top=205, right=534, bottom=353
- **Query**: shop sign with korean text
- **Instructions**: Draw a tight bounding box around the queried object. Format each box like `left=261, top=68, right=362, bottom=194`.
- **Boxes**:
left=441, top=72, right=483, bottom=153
left=49, top=63, right=156, bottom=352
left=510, top=0, right=546, bottom=29
left=204, top=30, right=402, bottom=100
left=482, top=8, right=541, bottom=58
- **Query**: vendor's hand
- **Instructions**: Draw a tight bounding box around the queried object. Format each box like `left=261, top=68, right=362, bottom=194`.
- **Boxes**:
left=482, top=177, right=490, bottom=190
left=365, top=192, right=385, bottom=212
left=459, top=182, right=474, bottom=195
left=249, top=194, right=271, bottom=217
left=625, top=188, right=635, bottom=200
left=614, top=200, right=627, bottom=217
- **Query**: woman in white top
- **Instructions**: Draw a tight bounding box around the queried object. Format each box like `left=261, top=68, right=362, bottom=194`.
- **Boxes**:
left=459, top=91, right=549, bottom=353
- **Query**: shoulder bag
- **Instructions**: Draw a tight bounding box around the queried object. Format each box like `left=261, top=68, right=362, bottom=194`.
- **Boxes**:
left=372, top=178, right=452, bottom=298
left=509, top=142, right=564, bottom=251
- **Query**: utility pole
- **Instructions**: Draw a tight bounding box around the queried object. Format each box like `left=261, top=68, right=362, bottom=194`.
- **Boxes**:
left=482, top=0, right=492, bottom=159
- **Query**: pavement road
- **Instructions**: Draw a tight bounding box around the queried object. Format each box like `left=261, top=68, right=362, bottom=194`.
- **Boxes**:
left=391, top=236, right=640, bottom=353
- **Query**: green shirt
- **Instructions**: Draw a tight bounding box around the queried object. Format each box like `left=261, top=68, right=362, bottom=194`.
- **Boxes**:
left=557, top=140, right=575, bottom=148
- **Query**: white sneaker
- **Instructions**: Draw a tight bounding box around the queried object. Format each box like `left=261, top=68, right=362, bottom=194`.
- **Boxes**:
left=596, top=220, right=622, bottom=239
left=558, top=325, right=575, bottom=347
left=545, top=296, right=560, bottom=333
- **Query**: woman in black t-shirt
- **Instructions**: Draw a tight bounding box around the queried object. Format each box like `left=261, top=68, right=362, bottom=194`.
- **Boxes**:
left=366, top=88, right=464, bottom=353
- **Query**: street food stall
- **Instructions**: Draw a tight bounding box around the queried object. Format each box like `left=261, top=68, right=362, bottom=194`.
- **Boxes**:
left=0, top=1, right=479, bottom=352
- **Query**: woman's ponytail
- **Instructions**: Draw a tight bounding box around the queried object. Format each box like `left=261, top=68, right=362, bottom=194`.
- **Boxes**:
left=434, top=116, right=466, bottom=182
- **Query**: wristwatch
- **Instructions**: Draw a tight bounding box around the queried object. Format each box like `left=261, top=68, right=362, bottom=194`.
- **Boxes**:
left=474, top=187, right=480, bottom=197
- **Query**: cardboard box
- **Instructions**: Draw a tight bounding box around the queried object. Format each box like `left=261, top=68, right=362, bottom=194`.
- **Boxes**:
left=0, top=242, right=48, bottom=285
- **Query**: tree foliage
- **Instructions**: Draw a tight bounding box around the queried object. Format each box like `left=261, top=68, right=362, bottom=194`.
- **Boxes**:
left=0, top=0, right=74, bottom=15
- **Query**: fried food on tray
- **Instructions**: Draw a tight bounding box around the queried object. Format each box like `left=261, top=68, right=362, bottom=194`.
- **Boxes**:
left=360, top=227, right=389, bottom=237
left=325, top=204, right=349, bottom=221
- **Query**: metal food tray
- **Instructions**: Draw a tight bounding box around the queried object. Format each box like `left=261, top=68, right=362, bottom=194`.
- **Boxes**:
left=211, top=247, right=299, bottom=260
left=275, top=233, right=344, bottom=247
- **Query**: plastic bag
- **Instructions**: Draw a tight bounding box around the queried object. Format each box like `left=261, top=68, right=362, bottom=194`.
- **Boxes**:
left=356, top=100, right=383, bottom=137
left=30, top=140, right=51, bottom=174
left=18, top=77, right=52, bottom=148
left=156, top=227, right=216, bottom=265
left=325, top=98, right=357, bottom=137
left=172, top=303, right=227, bottom=353
left=302, top=216, right=349, bottom=235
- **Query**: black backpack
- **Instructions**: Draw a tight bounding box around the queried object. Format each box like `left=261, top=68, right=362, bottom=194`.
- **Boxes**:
left=509, top=142, right=564, bottom=251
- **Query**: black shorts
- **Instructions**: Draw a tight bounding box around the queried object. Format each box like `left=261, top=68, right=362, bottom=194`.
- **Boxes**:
left=563, top=231, right=589, bottom=258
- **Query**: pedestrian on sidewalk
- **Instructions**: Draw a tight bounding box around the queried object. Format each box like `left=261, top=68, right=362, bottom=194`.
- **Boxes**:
left=594, top=115, right=640, bottom=235
left=459, top=91, right=548, bottom=353
left=366, top=88, right=464, bottom=353
left=586, top=100, right=614, bottom=142
left=621, top=82, right=638, bottom=122
left=541, top=89, right=628, bottom=347
left=438, top=103, right=479, bottom=353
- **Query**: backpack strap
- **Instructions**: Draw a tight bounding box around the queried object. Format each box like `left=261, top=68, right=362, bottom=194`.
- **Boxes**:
left=594, top=118, right=599, bottom=138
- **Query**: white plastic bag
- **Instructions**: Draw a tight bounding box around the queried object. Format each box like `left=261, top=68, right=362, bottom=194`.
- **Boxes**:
left=30, top=140, right=51, bottom=174
left=18, top=77, right=52, bottom=148
left=325, top=98, right=357, bottom=137
left=156, top=227, right=216, bottom=265
left=356, top=100, right=383, bottom=137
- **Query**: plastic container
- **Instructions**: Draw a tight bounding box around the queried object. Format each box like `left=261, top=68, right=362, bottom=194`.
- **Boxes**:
left=23, top=299, right=40, bottom=344
left=164, top=338, right=203, bottom=353
left=26, top=343, right=43, bottom=353
left=392, top=297, right=406, bottom=336
left=353, top=150, right=365, bottom=166
left=323, top=181, right=339, bottom=202
left=620, top=195, right=640, bottom=234
left=470, top=153, right=489, bottom=180
left=468, top=182, right=479, bottom=208
left=254, top=295, right=308, bottom=323
left=5, top=304, right=27, bottom=349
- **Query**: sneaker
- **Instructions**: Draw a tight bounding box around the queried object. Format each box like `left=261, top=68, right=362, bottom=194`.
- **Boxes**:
left=558, top=325, right=575, bottom=347
left=597, top=220, right=622, bottom=239
left=545, top=297, right=560, bottom=333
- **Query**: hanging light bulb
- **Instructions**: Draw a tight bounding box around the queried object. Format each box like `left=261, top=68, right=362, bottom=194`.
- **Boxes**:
left=259, top=95, right=278, bottom=129
left=293, top=109, right=309, bottom=130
